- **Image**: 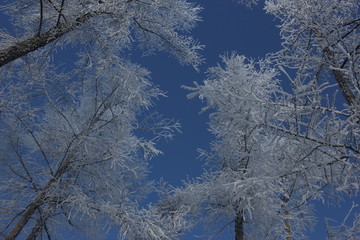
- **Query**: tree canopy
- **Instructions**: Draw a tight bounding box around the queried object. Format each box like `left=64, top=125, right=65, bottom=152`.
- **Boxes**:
left=0, top=0, right=359, bottom=240
left=0, top=0, right=201, bottom=239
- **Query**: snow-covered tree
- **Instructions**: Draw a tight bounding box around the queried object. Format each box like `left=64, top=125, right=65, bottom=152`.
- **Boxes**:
left=0, top=0, right=202, bottom=239
left=159, top=0, right=359, bottom=239
left=265, top=0, right=359, bottom=107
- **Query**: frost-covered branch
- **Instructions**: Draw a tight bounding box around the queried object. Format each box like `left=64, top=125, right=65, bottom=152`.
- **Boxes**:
left=0, top=0, right=202, bottom=239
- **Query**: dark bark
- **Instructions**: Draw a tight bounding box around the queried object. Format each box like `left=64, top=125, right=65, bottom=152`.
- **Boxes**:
left=284, top=208, right=292, bottom=240
left=26, top=206, right=54, bottom=240
left=0, top=12, right=98, bottom=68
left=0, top=23, right=71, bottom=68
left=323, top=47, right=358, bottom=106
left=5, top=145, right=76, bottom=240
left=5, top=189, right=48, bottom=240
left=235, top=212, right=244, bottom=240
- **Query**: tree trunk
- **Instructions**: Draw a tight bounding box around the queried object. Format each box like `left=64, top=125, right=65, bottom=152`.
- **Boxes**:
left=284, top=208, right=292, bottom=240
left=5, top=190, right=48, bottom=240
left=323, top=47, right=357, bottom=106
left=5, top=145, right=76, bottom=240
left=26, top=206, right=54, bottom=240
left=235, top=212, right=244, bottom=240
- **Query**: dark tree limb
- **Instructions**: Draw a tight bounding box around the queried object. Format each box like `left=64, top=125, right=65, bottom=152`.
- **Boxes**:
left=0, top=23, right=72, bottom=68
left=323, top=47, right=358, bottom=106
left=38, top=0, right=44, bottom=35
left=56, top=0, right=67, bottom=26
left=284, top=208, right=292, bottom=240
left=27, top=203, right=56, bottom=240
left=5, top=190, right=47, bottom=240
left=4, top=138, right=79, bottom=240
left=0, top=12, right=99, bottom=68
left=27, top=208, right=47, bottom=240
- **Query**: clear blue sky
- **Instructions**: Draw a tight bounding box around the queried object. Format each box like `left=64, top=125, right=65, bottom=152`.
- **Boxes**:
left=141, top=0, right=281, bottom=186
left=0, top=0, right=357, bottom=239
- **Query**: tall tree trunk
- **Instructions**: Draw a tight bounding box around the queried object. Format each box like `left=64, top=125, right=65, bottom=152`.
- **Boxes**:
left=26, top=206, right=54, bottom=240
left=5, top=145, right=77, bottom=240
left=235, top=211, right=244, bottom=240
left=5, top=194, right=45, bottom=240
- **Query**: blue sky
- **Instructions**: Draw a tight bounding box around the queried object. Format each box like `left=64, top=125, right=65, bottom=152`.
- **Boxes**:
left=0, top=0, right=358, bottom=239
left=141, top=0, right=281, bottom=186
